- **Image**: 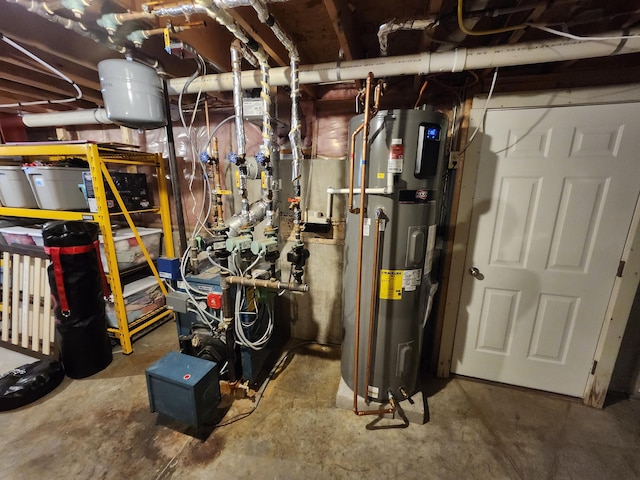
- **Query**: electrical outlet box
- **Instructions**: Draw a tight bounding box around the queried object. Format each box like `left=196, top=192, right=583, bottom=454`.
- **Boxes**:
left=166, top=291, right=189, bottom=314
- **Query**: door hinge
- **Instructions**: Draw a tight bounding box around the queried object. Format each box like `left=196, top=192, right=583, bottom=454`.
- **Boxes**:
left=617, top=260, right=626, bottom=277
left=591, top=360, right=598, bottom=375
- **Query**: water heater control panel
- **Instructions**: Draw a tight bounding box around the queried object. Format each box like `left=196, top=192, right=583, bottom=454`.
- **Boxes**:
left=415, top=122, right=442, bottom=179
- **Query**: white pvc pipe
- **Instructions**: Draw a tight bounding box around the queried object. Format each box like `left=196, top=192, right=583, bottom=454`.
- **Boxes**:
left=167, top=27, right=640, bottom=94
left=20, top=27, right=640, bottom=128
left=21, top=108, right=112, bottom=127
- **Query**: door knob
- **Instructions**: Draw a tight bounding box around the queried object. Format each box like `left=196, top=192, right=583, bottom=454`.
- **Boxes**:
left=469, top=267, right=484, bottom=280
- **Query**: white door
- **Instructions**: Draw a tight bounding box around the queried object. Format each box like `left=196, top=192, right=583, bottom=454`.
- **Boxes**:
left=451, top=102, right=640, bottom=397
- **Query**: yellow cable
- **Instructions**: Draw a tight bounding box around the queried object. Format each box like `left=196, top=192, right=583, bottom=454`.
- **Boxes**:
left=457, top=0, right=527, bottom=36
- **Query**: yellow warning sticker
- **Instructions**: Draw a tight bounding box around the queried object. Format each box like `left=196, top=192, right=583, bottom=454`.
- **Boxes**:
left=379, top=269, right=403, bottom=300
left=217, top=190, right=232, bottom=195
left=377, top=172, right=385, bottom=179
left=235, top=170, right=240, bottom=188
left=261, top=171, right=267, bottom=189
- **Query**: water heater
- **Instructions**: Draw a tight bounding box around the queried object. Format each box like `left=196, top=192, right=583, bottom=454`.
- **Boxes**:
left=341, top=108, right=448, bottom=403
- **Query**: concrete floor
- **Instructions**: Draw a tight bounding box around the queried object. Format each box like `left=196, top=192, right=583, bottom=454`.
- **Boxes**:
left=1, top=321, right=640, bottom=480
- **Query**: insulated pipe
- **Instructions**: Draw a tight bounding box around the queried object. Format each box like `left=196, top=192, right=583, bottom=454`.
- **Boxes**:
left=253, top=47, right=273, bottom=161
left=166, top=27, right=640, bottom=94
left=225, top=198, right=269, bottom=237
left=8, top=0, right=125, bottom=52
left=239, top=0, right=304, bottom=244
left=230, top=40, right=246, bottom=157
left=148, top=1, right=251, bottom=45
left=225, top=275, right=309, bottom=292
left=378, top=17, right=437, bottom=57
left=97, top=12, right=155, bottom=34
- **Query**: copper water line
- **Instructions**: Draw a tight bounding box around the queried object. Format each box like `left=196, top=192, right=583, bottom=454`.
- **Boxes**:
left=352, top=73, right=395, bottom=417
left=364, top=213, right=383, bottom=405
left=347, top=123, right=364, bottom=214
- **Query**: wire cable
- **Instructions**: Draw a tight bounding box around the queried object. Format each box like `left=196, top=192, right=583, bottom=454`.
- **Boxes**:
left=216, top=341, right=341, bottom=427
left=0, top=33, right=83, bottom=108
left=528, top=24, right=640, bottom=41
left=457, top=0, right=526, bottom=36
left=454, top=67, right=499, bottom=160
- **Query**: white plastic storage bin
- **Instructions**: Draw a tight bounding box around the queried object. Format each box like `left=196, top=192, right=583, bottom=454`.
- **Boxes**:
left=0, top=226, right=44, bottom=246
left=0, top=166, right=39, bottom=208
left=106, top=276, right=166, bottom=328
left=23, top=166, right=88, bottom=210
left=100, top=227, right=163, bottom=272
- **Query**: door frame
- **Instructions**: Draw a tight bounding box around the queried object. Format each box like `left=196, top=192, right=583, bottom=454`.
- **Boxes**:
left=437, top=84, right=640, bottom=407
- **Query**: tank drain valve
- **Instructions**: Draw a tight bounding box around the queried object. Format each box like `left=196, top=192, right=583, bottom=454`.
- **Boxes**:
left=387, top=391, right=397, bottom=411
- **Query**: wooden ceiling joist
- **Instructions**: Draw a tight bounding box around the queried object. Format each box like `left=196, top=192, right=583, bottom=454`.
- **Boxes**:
left=322, top=0, right=364, bottom=61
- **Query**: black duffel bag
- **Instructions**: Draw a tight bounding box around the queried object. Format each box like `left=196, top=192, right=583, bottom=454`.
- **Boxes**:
left=43, top=221, right=112, bottom=379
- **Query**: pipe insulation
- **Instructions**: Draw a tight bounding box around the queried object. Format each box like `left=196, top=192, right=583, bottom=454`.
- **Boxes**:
left=167, top=27, right=640, bottom=94
left=230, top=41, right=246, bottom=157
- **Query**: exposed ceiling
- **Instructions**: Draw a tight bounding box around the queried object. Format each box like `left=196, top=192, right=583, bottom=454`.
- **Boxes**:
left=1, top=0, right=640, bottom=117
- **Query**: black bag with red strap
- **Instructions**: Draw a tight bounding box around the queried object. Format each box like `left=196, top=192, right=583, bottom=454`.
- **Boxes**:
left=43, top=221, right=112, bottom=379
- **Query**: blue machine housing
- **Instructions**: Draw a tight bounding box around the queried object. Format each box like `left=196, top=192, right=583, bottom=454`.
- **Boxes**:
left=146, top=351, right=221, bottom=429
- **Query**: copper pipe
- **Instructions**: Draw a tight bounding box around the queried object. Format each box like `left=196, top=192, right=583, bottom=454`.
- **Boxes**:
left=352, top=73, right=394, bottom=417
left=226, top=275, right=309, bottom=293
left=364, top=213, right=383, bottom=405
left=353, top=72, right=395, bottom=416
left=348, top=123, right=364, bottom=214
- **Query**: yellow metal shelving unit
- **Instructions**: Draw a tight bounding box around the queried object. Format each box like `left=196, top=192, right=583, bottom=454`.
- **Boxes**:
left=0, top=142, right=175, bottom=354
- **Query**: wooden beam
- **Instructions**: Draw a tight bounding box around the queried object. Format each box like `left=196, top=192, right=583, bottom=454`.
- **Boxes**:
left=322, top=0, right=363, bottom=61
left=0, top=55, right=103, bottom=93
left=0, top=79, right=96, bottom=110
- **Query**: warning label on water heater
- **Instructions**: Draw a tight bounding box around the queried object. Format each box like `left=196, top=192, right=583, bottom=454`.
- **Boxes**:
left=380, top=269, right=403, bottom=300
left=388, top=138, right=404, bottom=174
left=402, top=269, right=422, bottom=292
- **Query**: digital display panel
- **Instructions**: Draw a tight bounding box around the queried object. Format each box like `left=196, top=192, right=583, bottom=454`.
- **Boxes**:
left=426, top=126, right=440, bottom=140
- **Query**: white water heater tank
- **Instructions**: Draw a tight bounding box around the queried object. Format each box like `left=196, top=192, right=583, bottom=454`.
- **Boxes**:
left=98, top=59, right=166, bottom=129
